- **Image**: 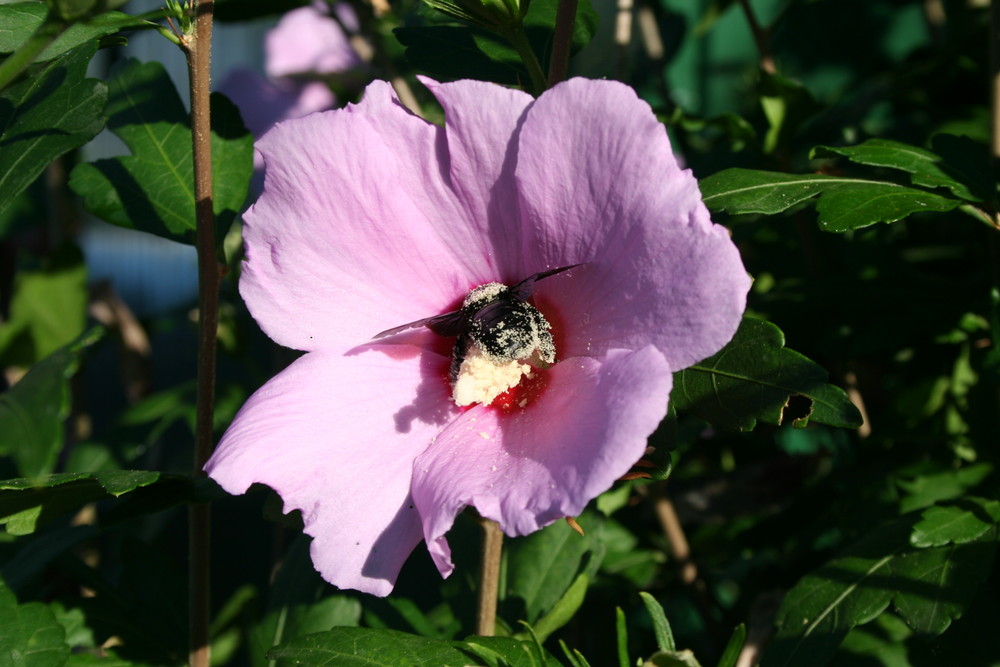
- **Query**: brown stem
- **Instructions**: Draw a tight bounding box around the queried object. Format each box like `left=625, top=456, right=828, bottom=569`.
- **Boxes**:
left=992, top=0, right=1000, bottom=184
left=737, top=0, right=775, bottom=75
left=547, top=0, right=579, bottom=87
left=650, top=484, right=722, bottom=642
left=476, top=518, right=504, bottom=636
left=614, top=0, right=633, bottom=80
left=182, top=2, right=217, bottom=666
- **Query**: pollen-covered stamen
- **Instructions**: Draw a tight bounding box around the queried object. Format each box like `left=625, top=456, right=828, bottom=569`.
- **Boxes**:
left=450, top=282, right=557, bottom=408
left=452, top=344, right=533, bottom=407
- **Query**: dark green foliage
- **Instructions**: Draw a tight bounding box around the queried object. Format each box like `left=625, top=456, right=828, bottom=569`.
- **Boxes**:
left=0, top=41, right=106, bottom=219
left=1, top=0, right=997, bottom=665
left=396, top=0, right=598, bottom=86
left=673, top=318, right=862, bottom=430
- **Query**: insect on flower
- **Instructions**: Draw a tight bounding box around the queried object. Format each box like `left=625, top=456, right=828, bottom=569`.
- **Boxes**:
left=205, top=77, right=750, bottom=597
left=373, top=264, right=583, bottom=407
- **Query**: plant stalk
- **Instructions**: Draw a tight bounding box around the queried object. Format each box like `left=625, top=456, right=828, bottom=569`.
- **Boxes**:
left=505, top=25, right=547, bottom=95
left=548, top=0, right=579, bottom=87
left=476, top=518, right=504, bottom=636
left=737, top=0, right=775, bottom=75
left=182, top=1, right=217, bottom=666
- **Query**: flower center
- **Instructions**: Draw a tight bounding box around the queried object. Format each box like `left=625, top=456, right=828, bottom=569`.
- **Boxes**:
left=450, top=282, right=555, bottom=408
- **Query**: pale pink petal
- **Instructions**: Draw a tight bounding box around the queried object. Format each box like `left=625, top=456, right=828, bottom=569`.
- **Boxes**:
left=205, top=346, right=457, bottom=596
left=420, top=77, right=534, bottom=279
left=243, top=81, right=492, bottom=352
left=217, top=70, right=335, bottom=139
left=515, top=78, right=750, bottom=369
left=410, top=346, right=672, bottom=576
left=265, top=3, right=360, bottom=78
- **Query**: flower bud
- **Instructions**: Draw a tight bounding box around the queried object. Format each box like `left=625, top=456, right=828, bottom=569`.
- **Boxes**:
left=423, top=0, right=529, bottom=34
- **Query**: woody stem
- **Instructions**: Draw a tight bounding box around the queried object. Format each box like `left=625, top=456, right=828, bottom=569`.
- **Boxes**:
left=476, top=518, right=504, bottom=636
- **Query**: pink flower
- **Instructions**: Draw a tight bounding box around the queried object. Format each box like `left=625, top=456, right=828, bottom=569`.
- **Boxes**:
left=265, top=1, right=362, bottom=79
left=205, top=78, right=750, bottom=597
left=217, top=70, right=334, bottom=143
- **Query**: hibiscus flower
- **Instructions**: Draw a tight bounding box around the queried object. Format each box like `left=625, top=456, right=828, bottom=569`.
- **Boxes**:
left=205, top=77, right=750, bottom=597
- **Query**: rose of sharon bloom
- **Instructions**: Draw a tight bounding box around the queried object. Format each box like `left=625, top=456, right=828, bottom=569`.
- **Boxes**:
left=205, top=77, right=750, bottom=597
left=265, top=1, right=362, bottom=79
left=217, top=70, right=335, bottom=142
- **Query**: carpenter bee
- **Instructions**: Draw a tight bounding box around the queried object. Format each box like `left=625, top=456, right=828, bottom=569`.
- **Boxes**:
left=373, top=264, right=583, bottom=382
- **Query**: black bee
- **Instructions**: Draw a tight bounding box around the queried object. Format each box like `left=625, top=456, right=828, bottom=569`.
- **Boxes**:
left=373, top=264, right=583, bottom=382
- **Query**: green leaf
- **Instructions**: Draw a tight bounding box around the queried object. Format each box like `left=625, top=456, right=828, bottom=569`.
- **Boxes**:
left=811, top=136, right=991, bottom=204
left=531, top=573, right=588, bottom=643
left=759, top=71, right=820, bottom=155
left=0, top=470, right=160, bottom=535
left=672, top=318, right=862, bottom=431
left=0, top=577, right=70, bottom=665
left=461, top=635, right=563, bottom=667
left=891, top=538, right=996, bottom=635
left=716, top=624, right=746, bottom=667
left=700, top=168, right=961, bottom=232
left=267, top=627, right=475, bottom=665
left=761, top=518, right=998, bottom=667
left=896, top=463, right=994, bottom=513
left=69, top=59, right=253, bottom=244
left=396, top=0, right=598, bottom=86
left=615, top=607, right=628, bottom=667
left=643, top=649, right=703, bottom=667
left=506, top=511, right=605, bottom=623
left=0, top=41, right=107, bottom=219
left=0, top=243, right=87, bottom=367
left=0, top=327, right=103, bottom=480
left=639, top=592, right=676, bottom=652
left=251, top=536, right=361, bottom=667
left=0, top=2, right=150, bottom=61
left=910, top=497, right=1000, bottom=548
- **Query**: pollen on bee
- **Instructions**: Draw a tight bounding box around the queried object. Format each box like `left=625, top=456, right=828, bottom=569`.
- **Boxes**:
left=452, top=345, right=532, bottom=407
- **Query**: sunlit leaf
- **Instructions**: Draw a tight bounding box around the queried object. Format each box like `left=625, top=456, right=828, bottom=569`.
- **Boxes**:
left=910, top=497, right=1000, bottom=548
left=0, top=577, right=69, bottom=665
left=69, top=59, right=252, bottom=244
left=0, top=243, right=87, bottom=367
left=0, top=327, right=103, bottom=480
left=717, top=624, right=746, bottom=667
left=700, top=168, right=960, bottom=232
left=462, top=635, right=563, bottom=667
left=639, top=592, right=676, bottom=652
left=0, top=470, right=159, bottom=535
left=267, top=627, right=486, bottom=665
left=0, top=2, right=150, bottom=61
left=0, top=41, right=106, bottom=219
left=506, top=511, right=605, bottom=623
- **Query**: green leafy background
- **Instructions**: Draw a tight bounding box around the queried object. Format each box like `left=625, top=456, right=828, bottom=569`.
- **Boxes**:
left=0, top=0, right=997, bottom=665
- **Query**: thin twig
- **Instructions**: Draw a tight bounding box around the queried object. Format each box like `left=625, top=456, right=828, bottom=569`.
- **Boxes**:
left=649, top=483, right=722, bottom=642
left=736, top=0, right=775, bottom=74
left=614, top=0, right=633, bottom=80
left=547, top=0, right=579, bottom=87
left=182, top=1, right=218, bottom=666
left=476, top=518, right=504, bottom=636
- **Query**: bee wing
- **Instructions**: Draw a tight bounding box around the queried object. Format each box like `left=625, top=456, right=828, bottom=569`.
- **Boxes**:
left=373, top=310, right=465, bottom=339
left=468, top=300, right=512, bottom=332
left=511, top=263, right=585, bottom=300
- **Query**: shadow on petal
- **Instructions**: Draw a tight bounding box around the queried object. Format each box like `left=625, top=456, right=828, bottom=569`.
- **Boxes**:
left=347, top=340, right=457, bottom=433
left=361, top=495, right=423, bottom=581
left=393, top=349, right=454, bottom=433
